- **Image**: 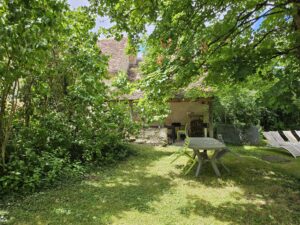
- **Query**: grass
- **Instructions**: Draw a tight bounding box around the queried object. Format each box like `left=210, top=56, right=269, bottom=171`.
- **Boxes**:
left=1, top=144, right=300, bottom=225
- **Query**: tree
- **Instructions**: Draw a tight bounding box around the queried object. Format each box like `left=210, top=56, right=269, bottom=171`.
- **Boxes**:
left=90, top=0, right=300, bottom=127
left=0, top=0, right=69, bottom=166
left=0, top=1, right=134, bottom=193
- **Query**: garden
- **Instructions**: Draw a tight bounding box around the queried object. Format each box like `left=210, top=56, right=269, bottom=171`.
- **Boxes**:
left=1, top=0, right=300, bottom=224
left=1, top=144, right=300, bottom=224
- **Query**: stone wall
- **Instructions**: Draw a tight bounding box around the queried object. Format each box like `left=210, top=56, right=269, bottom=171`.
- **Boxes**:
left=134, top=128, right=168, bottom=146
left=216, top=124, right=260, bottom=145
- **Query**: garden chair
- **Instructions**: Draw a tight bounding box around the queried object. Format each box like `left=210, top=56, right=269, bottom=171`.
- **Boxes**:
left=262, top=132, right=300, bottom=158
left=172, top=124, right=202, bottom=174
left=171, top=135, right=199, bottom=175
left=171, top=123, right=194, bottom=164
left=171, top=136, right=193, bottom=164
left=282, top=131, right=299, bottom=143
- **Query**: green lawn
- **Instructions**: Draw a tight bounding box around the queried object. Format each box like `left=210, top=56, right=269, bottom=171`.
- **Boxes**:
left=1, top=144, right=300, bottom=225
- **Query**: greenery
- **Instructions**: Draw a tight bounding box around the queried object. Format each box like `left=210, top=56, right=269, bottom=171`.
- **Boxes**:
left=1, top=1, right=300, bottom=223
left=213, top=85, right=262, bottom=128
left=89, top=0, right=300, bottom=129
left=0, top=1, right=135, bottom=194
left=1, top=144, right=300, bottom=224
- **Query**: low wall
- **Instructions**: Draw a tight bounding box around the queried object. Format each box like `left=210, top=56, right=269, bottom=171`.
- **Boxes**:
left=134, top=128, right=168, bottom=146
left=216, top=124, right=260, bottom=145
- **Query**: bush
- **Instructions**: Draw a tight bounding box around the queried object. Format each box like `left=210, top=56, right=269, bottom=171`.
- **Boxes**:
left=0, top=4, right=137, bottom=195
left=213, top=86, right=262, bottom=129
left=0, top=107, right=134, bottom=195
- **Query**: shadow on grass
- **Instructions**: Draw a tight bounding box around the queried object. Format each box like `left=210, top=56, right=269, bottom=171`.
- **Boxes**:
left=3, top=144, right=300, bottom=224
left=179, top=196, right=298, bottom=224
left=2, top=145, right=173, bottom=225
left=172, top=145, right=300, bottom=224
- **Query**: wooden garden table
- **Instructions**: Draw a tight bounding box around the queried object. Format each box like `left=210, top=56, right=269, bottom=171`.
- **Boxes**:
left=187, top=137, right=228, bottom=177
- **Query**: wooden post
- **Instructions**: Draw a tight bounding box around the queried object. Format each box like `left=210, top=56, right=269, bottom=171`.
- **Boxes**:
left=208, top=98, right=214, bottom=138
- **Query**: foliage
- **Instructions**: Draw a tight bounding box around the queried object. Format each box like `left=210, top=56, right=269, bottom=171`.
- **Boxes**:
left=213, top=67, right=300, bottom=129
left=0, top=1, right=134, bottom=194
left=213, top=85, right=263, bottom=128
left=110, top=56, right=171, bottom=126
left=257, top=60, right=300, bottom=129
left=136, top=97, right=170, bottom=125
left=111, top=72, right=132, bottom=94
left=90, top=0, right=300, bottom=129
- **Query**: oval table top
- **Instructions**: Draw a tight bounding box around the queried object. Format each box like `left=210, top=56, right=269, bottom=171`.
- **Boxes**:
left=188, top=137, right=226, bottom=150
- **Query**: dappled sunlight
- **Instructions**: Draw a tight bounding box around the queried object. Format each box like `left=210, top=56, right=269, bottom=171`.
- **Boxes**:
left=2, top=144, right=300, bottom=225
left=165, top=144, right=300, bottom=224
left=178, top=197, right=276, bottom=224
left=85, top=176, right=141, bottom=188
left=0, top=210, right=11, bottom=224
left=54, top=207, right=72, bottom=215
left=2, top=1, right=300, bottom=224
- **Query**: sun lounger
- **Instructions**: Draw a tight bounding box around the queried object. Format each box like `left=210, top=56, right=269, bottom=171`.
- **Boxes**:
left=282, top=131, right=299, bottom=143
left=262, top=132, right=281, bottom=148
left=295, top=131, right=300, bottom=139
left=271, top=131, right=300, bottom=147
left=269, top=131, right=286, bottom=142
left=270, top=130, right=300, bottom=147
left=262, top=132, right=300, bottom=158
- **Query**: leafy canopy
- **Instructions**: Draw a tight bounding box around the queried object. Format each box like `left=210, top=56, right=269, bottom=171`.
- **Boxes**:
left=90, top=0, right=299, bottom=86
left=90, top=0, right=300, bottom=128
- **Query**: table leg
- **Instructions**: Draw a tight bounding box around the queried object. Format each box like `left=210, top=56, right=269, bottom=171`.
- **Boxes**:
left=193, top=149, right=203, bottom=177
left=211, top=159, right=221, bottom=176
left=195, top=157, right=203, bottom=177
left=211, top=151, right=221, bottom=176
left=193, top=149, right=224, bottom=177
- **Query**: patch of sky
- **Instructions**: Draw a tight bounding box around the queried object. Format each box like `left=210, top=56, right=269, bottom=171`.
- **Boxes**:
left=251, top=6, right=273, bottom=31
left=252, top=17, right=264, bottom=30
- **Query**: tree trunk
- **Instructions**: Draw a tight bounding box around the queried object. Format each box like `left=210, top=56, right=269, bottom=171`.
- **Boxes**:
left=23, top=78, right=34, bottom=127
left=0, top=84, right=11, bottom=166
left=0, top=80, right=19, bottom=167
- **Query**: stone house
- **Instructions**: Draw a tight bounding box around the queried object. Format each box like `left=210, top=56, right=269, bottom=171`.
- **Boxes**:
left=98, top=38, right=213, bottom=145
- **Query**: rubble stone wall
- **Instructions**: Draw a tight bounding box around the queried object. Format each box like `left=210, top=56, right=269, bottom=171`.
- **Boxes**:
left=134, top=128, right=168, bottom=146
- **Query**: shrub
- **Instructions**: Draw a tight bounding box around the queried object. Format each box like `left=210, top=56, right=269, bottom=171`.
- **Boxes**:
left=0, top=3, right=136, bottom=195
